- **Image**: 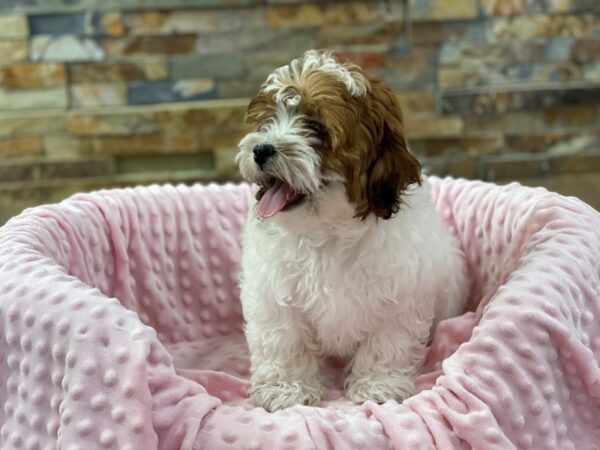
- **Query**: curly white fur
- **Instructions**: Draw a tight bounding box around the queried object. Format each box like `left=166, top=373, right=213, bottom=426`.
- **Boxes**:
left=236, top=104, right=321, bottom=194
left=239, top=180, right=468, bottom=411
left=264, top=49, right=369, bottom=100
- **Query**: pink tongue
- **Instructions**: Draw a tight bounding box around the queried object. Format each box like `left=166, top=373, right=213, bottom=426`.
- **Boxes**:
left=258, top=180, right=295, bottom=219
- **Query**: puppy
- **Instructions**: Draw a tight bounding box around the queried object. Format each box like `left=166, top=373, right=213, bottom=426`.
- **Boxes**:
left=236, top=50, right=467, bottom=412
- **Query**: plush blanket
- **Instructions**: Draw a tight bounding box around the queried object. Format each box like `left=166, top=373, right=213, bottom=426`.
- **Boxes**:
left=0, top=178, right=599, bottom=450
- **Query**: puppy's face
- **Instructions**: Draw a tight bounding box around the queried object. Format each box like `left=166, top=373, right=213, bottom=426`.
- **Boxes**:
left=236, top=50, right=421, bottom=220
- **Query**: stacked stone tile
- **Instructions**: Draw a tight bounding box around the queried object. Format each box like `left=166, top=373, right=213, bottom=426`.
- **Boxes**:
left=0, top=0, right=599, bottom=223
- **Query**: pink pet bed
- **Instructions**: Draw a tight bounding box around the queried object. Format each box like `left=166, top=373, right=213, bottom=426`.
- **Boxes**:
left=0, top=177, right=599, bottom=450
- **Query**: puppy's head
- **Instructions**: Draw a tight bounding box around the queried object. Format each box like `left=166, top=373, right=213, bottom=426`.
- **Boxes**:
left=236, top=50, right=421, bottom=220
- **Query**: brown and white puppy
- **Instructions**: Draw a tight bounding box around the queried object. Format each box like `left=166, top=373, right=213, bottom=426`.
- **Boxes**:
left=236, top=50, right=467, bottom=412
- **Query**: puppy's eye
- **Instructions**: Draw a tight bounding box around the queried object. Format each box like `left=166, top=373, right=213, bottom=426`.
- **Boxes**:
left=305, top=119, right=327, bottom=135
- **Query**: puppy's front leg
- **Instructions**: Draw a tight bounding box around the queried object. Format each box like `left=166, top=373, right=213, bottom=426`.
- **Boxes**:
left=345, top=322, right=427, bottom=404
left=246, top=309, right=321, bottom=412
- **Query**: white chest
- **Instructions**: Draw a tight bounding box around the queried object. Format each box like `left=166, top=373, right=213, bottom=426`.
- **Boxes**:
left=279, top=242, right=404, bottom=356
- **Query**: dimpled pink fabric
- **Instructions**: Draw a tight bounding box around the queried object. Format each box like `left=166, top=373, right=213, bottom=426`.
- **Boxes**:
left=0, top=178, right=599, bottom=450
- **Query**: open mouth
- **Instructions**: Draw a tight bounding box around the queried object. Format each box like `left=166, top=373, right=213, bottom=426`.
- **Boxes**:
left=257, top=178, right=306, bottom=219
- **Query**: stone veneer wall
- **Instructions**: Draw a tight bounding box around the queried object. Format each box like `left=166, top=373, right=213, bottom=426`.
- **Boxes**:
left=0, top=0, right=599, bottom=223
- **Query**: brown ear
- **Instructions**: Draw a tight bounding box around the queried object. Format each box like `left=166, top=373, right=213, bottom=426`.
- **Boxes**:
left=356, top=80, right=422, bottom=220
left=245, top=90, right=275, bottom=125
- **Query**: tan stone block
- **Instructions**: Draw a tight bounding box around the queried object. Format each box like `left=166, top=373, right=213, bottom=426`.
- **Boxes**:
left=319, top=20, right=482, bottom=48
left=69, top=58, right=168, bottom=83
left=68, top=111, right=158, bottom=136
left=462, top=136, right=506, bottom=155
left=0, top=63, right=65, bottom=90
left=488, top=14, right=600, bottom=41
left=0, top=111, right=67, bottom=137
left=0, top=87, right=67, bottom=110
left=123, top=9, right=264, bottom=35
left=396, top=91, right=436, bottom=113
left=336, top=51, right=387, bottom=70
left=411, top=21, right=483, bottom=45
left=440, top=41, right=546, bottom=66
left=506, top=132, right=575, bottom=153
left=423, top=157, right=478, bottom=178
left=0, top=137, right=42, bottom=157
left=101, top=12, right=124, bottom=37
left=482, top=154, right=549, bottom=180
left=152, top=100, right=247, bottom=129
left=439, top=67, right=479, bottom=89
left=68, top=100, right=249, bottom=140
left=573, top=38, right=600, bottom=63
left=415, top=136, right=505, bottom=157
left=243, top=50, right=301, bottom=70
left=44, top=135, right=81, bottom=158
left=405, top=114, right=464, bottom=139
left=583, top=61, right=600, bottom=81
left=267, top=2, right=382, bottom=28
left=546, top=133, right=599, bottom=155
left=412, top=0, right=479, bottom=21
left=317, top=22, right=400, bottom=48
left=70, top=83, right=127, bottom=108
left=0, top=41, right=27, bottom=63
left=78, top=132, right=200, bottom=155
left=445, top=158, right=478, bottom=179
left=124, top=11, right=171, bottom=34
left=482, top=0, right=572, bottom=16
left=549, top=153, right=600, bottom=174
left=387, top=46, right=437, bottom=71
left=142, top=58, right=170, bottom=81
left=466, top=111, right=548, bottom=134
left=102, top=35, right=197, bottom=57
left=0, top=15, right=28, bottom=39
left=439, top=63, right=584, bottom=89
left=544, top=104, right=597, bottom=127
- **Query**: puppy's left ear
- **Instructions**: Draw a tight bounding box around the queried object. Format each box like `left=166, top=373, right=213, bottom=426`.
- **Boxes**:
left=362, top=80, right=422, bottom=220
left=245, top=89, right=275, bottom=125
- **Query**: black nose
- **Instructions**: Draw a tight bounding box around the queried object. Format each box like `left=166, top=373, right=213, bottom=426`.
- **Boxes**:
left=253, top=143, right=276, bottom=168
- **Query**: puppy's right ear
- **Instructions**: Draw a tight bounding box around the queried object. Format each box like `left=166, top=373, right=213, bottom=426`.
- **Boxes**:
left=246, top=90, right=275, bottom=125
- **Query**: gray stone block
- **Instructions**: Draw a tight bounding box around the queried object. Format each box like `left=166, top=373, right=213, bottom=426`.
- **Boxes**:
left=128, top=79, right=218, bottom=105
left=572, top=0, right=600, bottom=13
left=545, top=37, right=575, bottom=62
left=29, top=13, right=86, bottom=35
left=31, top=35, right=104, bottom=61
left=378, top=65, right=436, bottom=91
left=439, top=41, right=547, bottom=66
left=442, top=85, right=600, bottom=115
left=217, top=79, right=259, bottom=99
left=197, top=28, right=316, bottom=56
left=171, top=54, right=246, bottom=81
left=0, top=0, right=260, bottom=14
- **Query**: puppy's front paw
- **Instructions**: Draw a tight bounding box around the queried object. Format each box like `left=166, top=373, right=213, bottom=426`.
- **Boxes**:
left=345, top=372, right=415, bottom=404
left=251, top=380, right=321, bottom=412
